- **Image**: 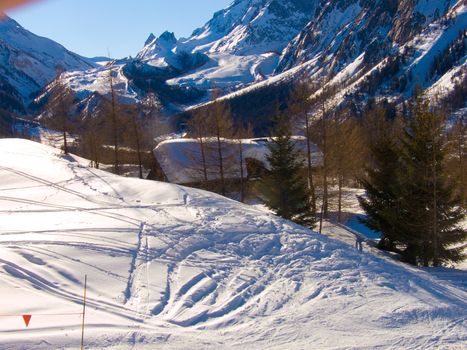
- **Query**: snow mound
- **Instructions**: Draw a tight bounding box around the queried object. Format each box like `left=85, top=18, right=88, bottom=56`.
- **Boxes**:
left=154, top=137, right=322, bottom=184
left=0, top=139, right=465, bottom=349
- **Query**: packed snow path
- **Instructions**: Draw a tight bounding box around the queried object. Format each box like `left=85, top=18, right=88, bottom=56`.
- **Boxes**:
left=0, top=139, right=465, bottom=349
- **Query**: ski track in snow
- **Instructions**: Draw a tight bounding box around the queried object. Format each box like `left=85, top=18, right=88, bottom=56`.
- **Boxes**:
left=0, top=139, right=465, bottom=349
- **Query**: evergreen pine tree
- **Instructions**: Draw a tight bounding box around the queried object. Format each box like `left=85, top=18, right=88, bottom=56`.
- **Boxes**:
left=360, top=95, right=466, bottom=266
left=358, top=138, right=405, bottom=252
left=260, top=117, right=316, bottom=228
left=400, top=97, right=466, bottom=266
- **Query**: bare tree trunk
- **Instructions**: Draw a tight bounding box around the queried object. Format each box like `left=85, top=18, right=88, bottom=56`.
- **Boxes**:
left=457, top=122, right=466, bottom=206
left=239, top=139, right=245, bottom=202
left=211, top=97, right=233, bottom=197
left=432, top=142, right=439, bottom=267
left=90, top=129, right=100, bottom=169
left=212, top=103, right=232, bottom=196
left=130, top=114, right=143, bottom=179
left=63, top=129, right=68, bottom=154
left=91, top=137, right=97, bottom=168
left=199, top=135, right=208, bottom=183
left=59, top=98, right=68, bottom=154
left=338, top=174, right=343, bottom=223
left=305, top=113, right=316, bottom=212
left=319, top=197, right=324, bottom=234
left=137, top=144, right=143, bottom=179
left=58, top=91, right=71, bottom=155
left=109, top=70, right=119, bottom=175
left=94, top=138, right=100, bottom=169
left=321, top=106, right=329, bottom=218
left=187, top=111, right=210, bottom=185
left=216, top=130, right=226, bottom=196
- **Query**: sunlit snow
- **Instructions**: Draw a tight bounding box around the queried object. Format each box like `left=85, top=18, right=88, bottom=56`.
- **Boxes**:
left=0, top=139, right=465, bottom=349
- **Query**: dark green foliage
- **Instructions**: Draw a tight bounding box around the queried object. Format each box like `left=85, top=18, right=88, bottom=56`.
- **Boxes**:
left=260, top=118, right=316, bottom=228
left=358, top=139, right=403, bottom=252
left=228, top=82, right=294, bottom=136
left=446, top=119, right=466, bottom=206
left=429, top=30, right=466, bottom=80
left=399, top=98, right=465, bottom=266
left=359, top=96, right=466, bottom=266
left=359, top=54, right=403, bottom=94
left=180, top=81, right=294, bottom=137
left=438, top=69, right=467, bottom=112
left=0, top=76, right=26, bottom=114
left=0, top=109, right=16, bottom=137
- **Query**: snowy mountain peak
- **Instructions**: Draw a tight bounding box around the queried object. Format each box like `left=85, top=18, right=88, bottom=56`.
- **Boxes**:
left=121, top=0, right=323, bottom=100
left=137, top=31, right=177, bottom=59
left=144, top=32, right=156, bottom=46
left=137, top=0, right=318, bottom=60
left=158, top=31, right=177, bottom=45
left=24, top=0, right=466, bottom=123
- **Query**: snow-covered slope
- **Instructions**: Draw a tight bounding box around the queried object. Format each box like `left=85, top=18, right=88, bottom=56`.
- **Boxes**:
left=141, top=0, right=316, bottom=57
left=191, top=0, right=466, bottom=123
left=0, top=15, right=95, bottom=111
left=41, top=0, right=318, bottom=110
left=40, top=0, right=465, bottom=122
left=276, top=0, right=467, bottom=108
left=0, top=138, right=466, bottom=349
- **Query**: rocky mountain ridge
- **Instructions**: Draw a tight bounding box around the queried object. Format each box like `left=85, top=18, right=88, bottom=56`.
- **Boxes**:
left=0, top=15, right=95, bottom=113
left=1, top=0, right=465, bottom=128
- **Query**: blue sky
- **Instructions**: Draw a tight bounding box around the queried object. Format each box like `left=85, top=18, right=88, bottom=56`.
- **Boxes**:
left=6, top=0, right=232, bottom=58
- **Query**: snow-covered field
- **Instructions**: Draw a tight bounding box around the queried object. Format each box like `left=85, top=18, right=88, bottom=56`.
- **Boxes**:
left=0, top=139, right=466, bottom=349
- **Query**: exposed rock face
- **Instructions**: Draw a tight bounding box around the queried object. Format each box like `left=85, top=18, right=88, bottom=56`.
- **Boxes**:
left=4, top=1, right=466, bottom=124
left=277, top=0, right=458, bottom=74
left=175, top=0, right=319, bottom=55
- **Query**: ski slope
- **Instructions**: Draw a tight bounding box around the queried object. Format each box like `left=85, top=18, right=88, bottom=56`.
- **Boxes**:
left=0, top=139, right=465, bottom=349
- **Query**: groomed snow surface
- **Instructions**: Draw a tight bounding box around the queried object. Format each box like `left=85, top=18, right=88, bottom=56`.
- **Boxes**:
left=0, top=139, right=465, bottom=349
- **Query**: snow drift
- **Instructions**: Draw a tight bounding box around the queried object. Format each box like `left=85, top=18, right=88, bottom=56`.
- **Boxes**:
left=0, top=139, right=465, bottom=349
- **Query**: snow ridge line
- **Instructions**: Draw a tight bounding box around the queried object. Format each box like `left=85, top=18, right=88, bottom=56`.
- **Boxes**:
left=124, top=222, right=146, bottom=305
left=123, top=221, right=158, bottom=316
left=145, top=232, right=150, bottom=314
left=152, top=263, right=174, bottom=316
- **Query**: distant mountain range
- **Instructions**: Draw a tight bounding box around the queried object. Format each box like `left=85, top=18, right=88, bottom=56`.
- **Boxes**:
left=0, top=15, right=95, bottom=113
left=0, top=0, right=465, bottom=128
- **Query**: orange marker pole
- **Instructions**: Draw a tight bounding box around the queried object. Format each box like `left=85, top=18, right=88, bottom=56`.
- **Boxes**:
left=81, top=275, right=87, bottom=350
